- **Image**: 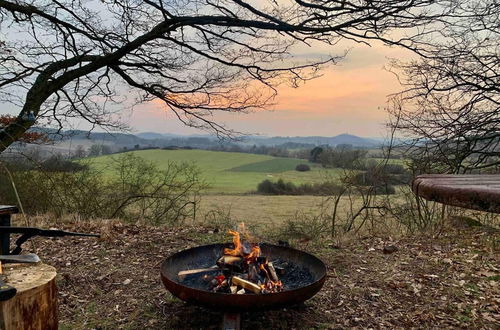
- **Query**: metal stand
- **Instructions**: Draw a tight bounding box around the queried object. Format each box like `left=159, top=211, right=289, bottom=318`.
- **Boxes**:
left=0, top=205, right=19, bottom=255
left=222, top=313, right=241, bottom=330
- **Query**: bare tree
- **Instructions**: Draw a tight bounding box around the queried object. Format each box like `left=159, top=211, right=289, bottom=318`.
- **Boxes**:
left=0, top=0, right=452, bottom=152
left=388, top=0, right=499, bottom=173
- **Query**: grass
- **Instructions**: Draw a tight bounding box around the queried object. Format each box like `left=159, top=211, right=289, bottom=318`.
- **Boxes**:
left=196, top=194, right=329, bottom=225
left=230, top=158, right=306, bottom=173
left=86, top=149, right=342, bottom=194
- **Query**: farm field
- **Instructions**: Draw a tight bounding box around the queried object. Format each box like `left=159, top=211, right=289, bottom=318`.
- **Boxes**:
left=196, top=194, right=329, bottom=225
left=87, top=149, right=343, bottom=193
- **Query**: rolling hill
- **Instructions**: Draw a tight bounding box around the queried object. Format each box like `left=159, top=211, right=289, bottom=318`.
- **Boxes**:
left=88, top=149, right=340, bottom=194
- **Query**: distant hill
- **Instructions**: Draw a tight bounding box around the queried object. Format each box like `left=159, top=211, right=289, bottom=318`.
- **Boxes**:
left=136, top=132, right=187, bottom=140
left=243, top=134, right=379, bottom=147
left=20, top=128, right=382, bottom=156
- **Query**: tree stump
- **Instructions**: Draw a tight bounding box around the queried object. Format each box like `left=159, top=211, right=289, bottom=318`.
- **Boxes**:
left=0, top=263, right=57, bottom=330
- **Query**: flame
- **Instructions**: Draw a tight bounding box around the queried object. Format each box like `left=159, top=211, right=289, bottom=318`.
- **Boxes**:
left=221, top=223, right=283, bottom=294
left=259, top=262, right=283, bottom=292
left=223, top=225, right=261, bottom=262
left=249, top=245, right=261, bottom=259
left=223, top=230, right=241, bottom=256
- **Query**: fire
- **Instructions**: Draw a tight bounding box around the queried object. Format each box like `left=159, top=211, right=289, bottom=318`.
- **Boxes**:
left=219, top=223, right=282, bottom=294
left=178, top=223, right=284, bottom=294
left=223, top=230, right=241, bottom=256
left=223, top=227, right=261, bottom=263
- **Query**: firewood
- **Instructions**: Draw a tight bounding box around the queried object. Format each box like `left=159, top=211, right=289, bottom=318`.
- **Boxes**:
left=267, top=262, right=279, bottom=282
left=248, top=264, right=259, bottom=282
left=217, top=256, right=244, bottom=271
left=256, top=256, right=267, bottom=264
left=177, top=266, right=218, bottom=280
left=218, top=256, right=243, bottom=265
left=218, top=256, right=243, bottom=264
left=213, top=279, right=228, bottom=292
left=231, top=276, right=261, bottom=294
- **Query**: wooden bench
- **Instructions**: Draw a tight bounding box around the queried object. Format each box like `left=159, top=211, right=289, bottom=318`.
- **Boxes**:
left=412, top=174, right=500, bottom=213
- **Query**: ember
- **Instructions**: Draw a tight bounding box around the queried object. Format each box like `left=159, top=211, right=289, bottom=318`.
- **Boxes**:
left=161, top=239, right=326, bottom=311
left=178, top=224, right=284, bottom=294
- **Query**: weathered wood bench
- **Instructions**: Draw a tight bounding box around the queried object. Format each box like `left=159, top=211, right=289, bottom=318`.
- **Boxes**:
left=412, top=174, right=500, bottom=213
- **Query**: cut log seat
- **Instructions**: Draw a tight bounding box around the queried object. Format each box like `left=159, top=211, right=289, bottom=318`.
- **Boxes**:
left=0, top=263, right=57, bottom=330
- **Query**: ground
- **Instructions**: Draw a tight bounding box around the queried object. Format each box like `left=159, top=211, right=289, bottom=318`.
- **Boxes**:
left=17, top=218, right=498, bottom=329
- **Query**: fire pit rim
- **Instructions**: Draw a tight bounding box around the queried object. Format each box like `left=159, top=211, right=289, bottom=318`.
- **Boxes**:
left=160, top=242, right=327, bottom=311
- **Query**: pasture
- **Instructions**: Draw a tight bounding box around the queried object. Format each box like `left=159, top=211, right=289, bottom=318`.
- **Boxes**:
left=87, top=149, right=343, bottom=194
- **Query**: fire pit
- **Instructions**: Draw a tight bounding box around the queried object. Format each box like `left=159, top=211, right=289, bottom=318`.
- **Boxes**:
left=160, top=240, right=326, bottom=311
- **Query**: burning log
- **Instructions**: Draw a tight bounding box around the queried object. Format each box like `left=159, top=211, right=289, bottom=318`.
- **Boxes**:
left=267, top=262, right=279, bottom=283
left=247, top=264, right=259, bottom=282
left=177, top=266, right=218, bottom=280
left=213, top=279, right=228, bottom=292
left=178, top=224, right=286, bottom=295
left=231, top=276, right=261, bottom=294
left=216, top=256, right=244, bottom=272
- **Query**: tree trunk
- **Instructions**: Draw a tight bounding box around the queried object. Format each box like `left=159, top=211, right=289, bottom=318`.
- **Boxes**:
left=0, top=263, right=57, bottom=330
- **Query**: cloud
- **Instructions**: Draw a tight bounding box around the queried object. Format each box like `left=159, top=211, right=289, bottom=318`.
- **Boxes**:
left=127, top=42, right=404, bottom=137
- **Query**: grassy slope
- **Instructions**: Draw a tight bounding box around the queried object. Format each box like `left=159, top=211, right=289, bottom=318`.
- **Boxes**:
left=87, top=149, right=341, bottom=193
left=230, top=158, right=305, bottom=173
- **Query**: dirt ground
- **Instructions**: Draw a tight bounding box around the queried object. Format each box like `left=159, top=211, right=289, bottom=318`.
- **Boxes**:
left=16, top=219, right=500, bottom=329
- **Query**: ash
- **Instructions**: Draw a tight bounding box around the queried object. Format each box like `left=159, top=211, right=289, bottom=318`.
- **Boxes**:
left=179, top=258, right=314, bottom=293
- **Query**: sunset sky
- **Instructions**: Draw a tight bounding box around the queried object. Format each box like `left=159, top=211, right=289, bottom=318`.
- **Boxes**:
left=127, top=41, right=411, bottom=138
left=0, top=34, right=412, bottom=139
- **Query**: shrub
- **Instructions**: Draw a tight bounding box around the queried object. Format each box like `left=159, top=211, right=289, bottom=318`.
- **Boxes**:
left=384, top=163, right=406, bottom=174
left=256, top=179, right=344, bottom=196
left=295, top=164, right=310, bottom=172
left=350, top=171, right=396, bottom=195
left=257, top=178, right=297, bottom=195
left=373, top=184, right=396, bottom=195
left=318, top=147, right=368, bottom=169
left=0, top=153, right=206, bottom=225
left=41, top=155, right=88, bottom=172
left=352, top=163, right=411, bottom=187
left=257, top=179, right=276, bottom=194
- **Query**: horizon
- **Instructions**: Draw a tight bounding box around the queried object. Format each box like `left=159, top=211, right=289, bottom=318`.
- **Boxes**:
left=55, top=128, right=386, bottom=140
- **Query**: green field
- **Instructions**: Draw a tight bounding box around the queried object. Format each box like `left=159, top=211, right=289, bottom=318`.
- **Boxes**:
left=87, top=149, right=341, bottom=194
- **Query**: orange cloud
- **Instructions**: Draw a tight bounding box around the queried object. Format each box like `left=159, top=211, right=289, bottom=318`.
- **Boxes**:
left=128, top=42, right=410, bottom=137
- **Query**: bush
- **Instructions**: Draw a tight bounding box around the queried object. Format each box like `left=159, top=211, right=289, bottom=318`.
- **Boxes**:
left=350, top=171, right=396, bottom=195
left=41, top=155, right=88, bottom=172
left=295, top=164, right=310, bottom=172
left=256, top=179, right=344, bottom=196
left=383, top=163, right=406, bottom=174
left=373, top=184, right=396, bottom=195
left=318, top=148, right=368, bottom=169
left=0, top=153, right=206, bottom=225
left=257, top=179, right=296, bottom=195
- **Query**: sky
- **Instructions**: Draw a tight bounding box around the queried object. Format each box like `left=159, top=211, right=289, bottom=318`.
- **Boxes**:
left=1, top=8, right=414, bottom=139
left=126, top=41, right=410, bottom=138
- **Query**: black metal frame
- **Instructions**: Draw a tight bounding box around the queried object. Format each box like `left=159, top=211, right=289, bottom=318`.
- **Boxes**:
left=0, top=205, right=19, bottom=255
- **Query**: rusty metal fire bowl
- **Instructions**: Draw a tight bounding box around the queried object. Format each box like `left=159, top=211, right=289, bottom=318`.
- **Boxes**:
left=160, top=243, right=327, bottom=311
